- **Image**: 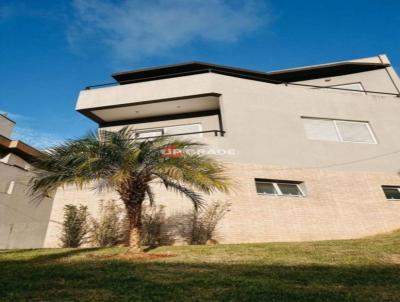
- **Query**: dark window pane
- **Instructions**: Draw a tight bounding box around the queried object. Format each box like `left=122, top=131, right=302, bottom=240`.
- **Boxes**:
left=383, top=187, right=400, bottom=200
left=256, top=182, right=277, bottom=195
left=278, top=184, right=302, bottom=196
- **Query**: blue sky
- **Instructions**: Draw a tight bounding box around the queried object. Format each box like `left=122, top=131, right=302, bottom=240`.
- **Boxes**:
left=1, top=0, right=399, bottom=149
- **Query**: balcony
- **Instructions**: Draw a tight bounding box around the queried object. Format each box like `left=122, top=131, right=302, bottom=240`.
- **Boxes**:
left=76, top=72, right=220, bottom=125
left=75, top=72, right=225, bottom=138
left=85, top=93, right=220, bottom=126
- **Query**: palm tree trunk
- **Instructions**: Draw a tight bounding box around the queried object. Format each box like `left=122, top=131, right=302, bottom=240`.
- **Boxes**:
left=126, top=202, right=143, bottom=254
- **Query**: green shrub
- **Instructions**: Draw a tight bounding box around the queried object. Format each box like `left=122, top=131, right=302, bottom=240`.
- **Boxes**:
left=90, top=200, right=125, bottom=247
left=60, top=204, right=89, bottom=248
left=175, top=201, right=230, bottom=245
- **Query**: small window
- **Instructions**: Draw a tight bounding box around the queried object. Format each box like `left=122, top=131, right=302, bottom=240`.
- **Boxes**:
left=255, top=182, right=278, bottom=195
left=135, top=129, right=164, bottom=139
left=255, top=179, right=305, bottom=197
left=382, top=186, right=400, bottom=200
left=302, top=117, right=376, bottom=144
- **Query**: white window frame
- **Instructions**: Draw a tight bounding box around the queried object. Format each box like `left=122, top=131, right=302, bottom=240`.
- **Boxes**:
left=302, top=117, right=377, bottom=144
left=332, top=119, right=377, bottom=144
left=255, top=180, right=305, bottom=197
left=134, top=128, right=164, bottom=138
left=382, top=186, right=400, bottom=200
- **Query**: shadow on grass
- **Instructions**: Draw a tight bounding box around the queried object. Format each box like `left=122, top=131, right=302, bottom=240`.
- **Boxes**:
left=0, top=254, right=399, bottom=302
left=30, top=248, right=104, bottom=262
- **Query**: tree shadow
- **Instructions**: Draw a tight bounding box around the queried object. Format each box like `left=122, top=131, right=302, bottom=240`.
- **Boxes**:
left=0, top=247, right=103, bottom=263
left=0, top=254, right=399, bottom=301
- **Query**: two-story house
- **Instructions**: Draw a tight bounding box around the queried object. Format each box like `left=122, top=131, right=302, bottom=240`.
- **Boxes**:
left=44, top=54, right=400, bottom=246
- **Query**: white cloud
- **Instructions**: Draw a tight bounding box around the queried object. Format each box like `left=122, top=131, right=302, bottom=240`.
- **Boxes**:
left=5, top=112, right=32, bottom=122
left=11, top=127, right=63, bottom=150
left=68, top=0, right=268, bottom=61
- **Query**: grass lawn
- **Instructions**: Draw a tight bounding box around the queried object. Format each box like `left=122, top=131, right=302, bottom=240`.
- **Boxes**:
left=1, top=231, right=400, bottom=302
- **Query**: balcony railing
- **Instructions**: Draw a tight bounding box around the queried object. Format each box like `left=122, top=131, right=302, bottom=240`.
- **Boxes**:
left=84, top=72, right=400, bottom=97
left=133, top=130, right=225, bottom=140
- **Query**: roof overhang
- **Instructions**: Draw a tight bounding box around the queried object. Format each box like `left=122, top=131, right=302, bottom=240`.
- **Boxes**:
left=267, top=62, right=390, bottom=82
left=78, top=93, right=221, bottom=127
left=110, top=61, right=389, bottom=85
left=111, top=61, right=278, bottom=84
left=0, top=135, right=41, bottom=160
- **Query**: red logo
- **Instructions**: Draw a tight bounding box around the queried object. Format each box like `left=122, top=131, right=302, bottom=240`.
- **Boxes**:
left=162, top=145, right=183, bottom=158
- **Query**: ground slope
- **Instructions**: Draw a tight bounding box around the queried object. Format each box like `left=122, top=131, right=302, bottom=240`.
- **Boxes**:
left=1, top=231, right=399, bottom=301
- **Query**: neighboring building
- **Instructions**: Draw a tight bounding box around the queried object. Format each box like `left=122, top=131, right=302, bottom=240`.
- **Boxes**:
left=44, top=54, right=400, bottom=247
left=0, top=114, right=54, bottom=249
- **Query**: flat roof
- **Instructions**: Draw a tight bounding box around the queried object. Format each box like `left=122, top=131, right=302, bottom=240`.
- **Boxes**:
left=111, top=59, right=389, bottom=85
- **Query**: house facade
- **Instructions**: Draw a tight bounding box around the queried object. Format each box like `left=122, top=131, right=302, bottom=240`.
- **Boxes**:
left=0, top=114, right=54, bottom=249
left=44, top=54, right=400, bottom=247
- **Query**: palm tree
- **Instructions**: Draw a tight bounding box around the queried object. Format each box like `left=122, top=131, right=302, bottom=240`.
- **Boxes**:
left=29, top=127, right=231, bottom=253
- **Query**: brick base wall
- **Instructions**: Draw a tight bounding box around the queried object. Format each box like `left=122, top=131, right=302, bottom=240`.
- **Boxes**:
left=44, top=163, right=400, bottom=247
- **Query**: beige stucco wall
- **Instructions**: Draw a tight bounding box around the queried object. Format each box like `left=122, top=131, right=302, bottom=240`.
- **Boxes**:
left=0, top=160, right=54, bottom=249
left=78, top=71, right=400, bottom=172
left=295, top=68, right=399, bottom=94
left=272, top=54, right=400, bottom=95
left=208, top=73, right=400, bottom=172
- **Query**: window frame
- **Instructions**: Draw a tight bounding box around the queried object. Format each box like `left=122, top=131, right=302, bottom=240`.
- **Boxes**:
left=302, top=117, right=377, bottom=145
left=255, top=179, right=306, bottom=197
left=133, top=123, right=203, bottom=139
left=332, top=119, right=377, bottom=144
left=382, top=186, right=400, bottom=200
left=134, top=128, right=164, bottom=138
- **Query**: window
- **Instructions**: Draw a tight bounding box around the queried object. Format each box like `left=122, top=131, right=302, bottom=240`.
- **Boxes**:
left=133, top=123, right=202, bottom=139
left=135, top=129, right=164, bottom=139
left=255, top=179, right=305, bottom=197
left=302, top=117, right=376, bottom=144
left=382, top=186, right=400, bottom=200
left=330, top=82, right=366, bottom=93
